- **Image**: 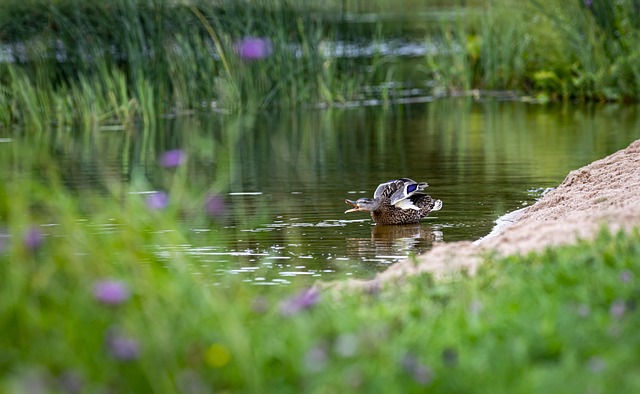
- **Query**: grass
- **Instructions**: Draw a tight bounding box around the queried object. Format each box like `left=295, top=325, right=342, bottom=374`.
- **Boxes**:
left=0, top=0, right=381, bottom=128
left=1, top=131, right=640, bottom=391
left=426, top=0, right=640, bottom=102
left=2, top=1, right=640, bottom=390
left=3, top=0, right=640, bottom=129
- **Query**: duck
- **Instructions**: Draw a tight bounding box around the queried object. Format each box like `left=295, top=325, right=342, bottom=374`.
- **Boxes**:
left=344, top=178, right=442, bottom=225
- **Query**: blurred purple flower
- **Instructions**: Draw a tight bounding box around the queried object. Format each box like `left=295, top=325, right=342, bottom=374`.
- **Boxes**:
left=365, top=280, right=381, bottom=296
left=401, top=354, right=433, bottom=386
left=584, top=0, right=592, bottom=7
left=577, top=304, right=591, bottom=318
left=93, top=280, right=130, bottom=305
left=177, top=369, right=207, bottom=394
left=304, top=344, right=328, bottom=373
left=279, top=287, right=320, bottom=316
left=146, top=192, right=169, bottom=210
left=609, top=300, right=626, bottom=318
left=588, top=356, right=605, bottom=373
left=160, top=149, right=186, bottom=167
left=204, top=194, right=226, bottom=218
left=619, top=270, right=633, bottom=283
left=234, top=37, right=272, bottom=61
left=469, top=299, right=483, bottom=315
left=106, top=330, right=140, bottom=361
left=0, top=227, right=9, bottom=253
left=24, top=226, right=44, bottom=250
left=334, top=333, right=358, bottom=358
left=57, top=370, right=84, bottom=394
left=251, top=296, right=269, bottom=314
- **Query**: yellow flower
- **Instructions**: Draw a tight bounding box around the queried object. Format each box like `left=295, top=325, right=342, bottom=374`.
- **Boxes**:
left=204, top=343, right=231, bottom=368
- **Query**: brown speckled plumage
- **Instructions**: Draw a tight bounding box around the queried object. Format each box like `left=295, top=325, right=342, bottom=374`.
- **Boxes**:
left=370, top=194, right=440, bottom=225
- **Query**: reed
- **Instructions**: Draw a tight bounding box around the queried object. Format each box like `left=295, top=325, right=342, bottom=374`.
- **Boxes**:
left=426, top=0, right=640, bottom=101
left=0, top=0, right=367, bottom=127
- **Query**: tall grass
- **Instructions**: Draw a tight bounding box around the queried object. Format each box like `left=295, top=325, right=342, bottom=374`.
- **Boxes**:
left=0, top=0, right=374, bottom=128
left=425, top=0, right=640, bottom=101
left=3, top=0, right=640, bottom=127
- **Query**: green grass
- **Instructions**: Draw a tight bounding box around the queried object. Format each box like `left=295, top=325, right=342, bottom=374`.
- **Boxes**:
left=1, top=144, right=640, bottom=392
left=3, top=0, right=640, bottom=129
left=0, top=0, right=377, bottom=128
left=426, top=0, right=640, bottom=102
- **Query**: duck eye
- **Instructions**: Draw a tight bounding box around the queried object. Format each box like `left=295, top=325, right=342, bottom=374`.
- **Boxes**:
left=406, top=184, right=417, bottom=193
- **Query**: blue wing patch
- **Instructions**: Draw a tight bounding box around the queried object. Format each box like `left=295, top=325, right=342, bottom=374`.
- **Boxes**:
left=406, top=184, right=417, bottom=194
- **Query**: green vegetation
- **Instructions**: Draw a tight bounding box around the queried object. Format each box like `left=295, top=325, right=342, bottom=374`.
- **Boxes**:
left=3, top=0, right=640, bottom=128
left=2, top=2, right=640, bottom=389
left=2, top=116, right=640, bottom=391
left=429, top=0, right=640, bottom=102
left=2, top=155, right=640, bottom=391
left=0, top=0, right=373, bottom=128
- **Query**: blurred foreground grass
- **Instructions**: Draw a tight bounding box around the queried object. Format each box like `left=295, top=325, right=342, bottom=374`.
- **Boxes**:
left=1, top=165, right=640, bottom=392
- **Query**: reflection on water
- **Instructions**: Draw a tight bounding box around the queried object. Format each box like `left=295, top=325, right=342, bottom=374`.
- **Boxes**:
left=3, top=99, right=640, bottom=284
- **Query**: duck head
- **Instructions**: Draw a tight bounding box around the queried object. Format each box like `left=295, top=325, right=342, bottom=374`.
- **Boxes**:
left=344, top=198, right=380, bottom=213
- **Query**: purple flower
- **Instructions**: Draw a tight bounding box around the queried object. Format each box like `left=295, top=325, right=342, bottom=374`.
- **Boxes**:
left=609, top=300, right=626, bottom=318
left=304, top=344, right=328, bottom=373
left=24, top=226, right=44, bottom=250
left=93, top=280, right=130, bottom=305
left=0, top=227, right=9, bottom=253
left=469, top=299, right=483, bottom=315
left=251, top=296, right=268, bottom=314
left=619, top=270, right=633, bottom=283
left=577, top=304, right=591, bottom=318
left=588, top=356, right=605, bottom=373
left=365, top=280, right=381, bottom=296
left=57, top=370, right=84, bottom=394
left=160, top=149, right=186, bottom=167
left=204, top=194, right=226, bottom=218
left=279, top=288, right=320, bottom=316
left=401, top=354, right=434, bottom=386
left=334, top=333, right=358, bottom=358
left=234, top=37, right=272, bottom=61
left=146, top=192, right=169, bottom=210
left=106, top=330, right=140, bottom=361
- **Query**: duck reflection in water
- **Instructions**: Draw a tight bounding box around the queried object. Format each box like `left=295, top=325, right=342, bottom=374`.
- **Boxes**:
left=346, top=223, right=443, bottom=259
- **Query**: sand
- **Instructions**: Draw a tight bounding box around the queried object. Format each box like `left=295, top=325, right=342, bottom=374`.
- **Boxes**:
left=333, top=138, right=640, bottom=291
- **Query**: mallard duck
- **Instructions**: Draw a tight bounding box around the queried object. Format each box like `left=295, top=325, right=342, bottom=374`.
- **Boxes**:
left=344, top=178, right=442, bottom=225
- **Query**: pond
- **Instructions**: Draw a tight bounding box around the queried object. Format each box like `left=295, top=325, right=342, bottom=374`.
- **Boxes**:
left=3, top=99, right=640, bottom=285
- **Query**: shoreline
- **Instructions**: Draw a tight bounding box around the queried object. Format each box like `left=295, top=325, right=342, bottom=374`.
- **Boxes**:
left=332, top=138, right=640, bottom=290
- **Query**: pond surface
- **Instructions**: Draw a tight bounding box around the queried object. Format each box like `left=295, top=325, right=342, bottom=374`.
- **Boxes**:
left=3, top=99, right=640, bottom=285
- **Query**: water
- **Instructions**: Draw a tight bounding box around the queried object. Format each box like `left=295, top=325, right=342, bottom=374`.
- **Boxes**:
left=3, top=99, right=640, bottom=285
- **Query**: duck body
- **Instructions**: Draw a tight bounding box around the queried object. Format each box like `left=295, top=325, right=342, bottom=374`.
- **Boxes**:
left=345, top=178, right=442, bottom=225
left=370, top=193, right=442, bottom=225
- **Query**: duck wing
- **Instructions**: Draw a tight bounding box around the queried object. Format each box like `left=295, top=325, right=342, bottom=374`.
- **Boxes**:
left=389, top=179, right=429, bottom=205
left=394, top=193, right=442, bottom=213
left=373, top=178, right=426, bottom=201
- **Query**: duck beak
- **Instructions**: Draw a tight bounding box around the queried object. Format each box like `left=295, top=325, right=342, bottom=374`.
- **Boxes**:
left=344, top=199, right=360, bottom=213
